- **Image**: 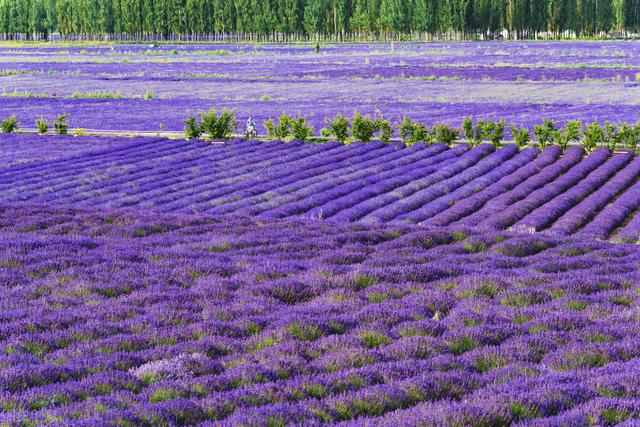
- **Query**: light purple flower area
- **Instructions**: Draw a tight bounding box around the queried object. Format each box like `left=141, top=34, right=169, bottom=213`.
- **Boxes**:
left=0, top=135, right=639, bottom=239
left=1, top=203, right=640, bottom=425
left=129, top=353, right=221, bottom=383
left=3, top=41, right=640, bottom=132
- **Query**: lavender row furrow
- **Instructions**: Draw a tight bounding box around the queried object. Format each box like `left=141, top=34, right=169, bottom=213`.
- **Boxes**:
left=0, top=137, right=639, bottom=238
left=0, top=137, right=198, bottom=187
left=579, top=180, right=640, bottom=239
left=409, top=147, right=540, bottom=225
left=160, top=141, right=400, bottom=214
left=546, top=156, right=640, bottom=236
left=226, top=143, right=436, bottom=217
left=479, top=147, right=611, bottom=230
left=327, top=144, right=471, bottom=223
left=81, top=140, right=340, bottom=210
left=0, top=140, right=213, bottom=201
left=422, top=146, right=562, bottom=227
left=0, top=136, right=167, bottom=179
left=394, top=144, right=523, bottom=224
left=513, top=152, right=632, bottom=232
left=360, top=144, right=495, bottom=223
left=457, top=146, right=584, bottom=227
left=172, top=142, right=389, bottom=214
left=255, top=145, right=466, bottom=219
left=92, top=140, right=319, bottom=210
left=301, top=144, right=464, bottom=220
left=615, top=208, right=640, bottom=242
left=61, top=139, right=294, bottom=203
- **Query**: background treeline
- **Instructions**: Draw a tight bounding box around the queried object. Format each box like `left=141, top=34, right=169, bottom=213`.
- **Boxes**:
left=2, top=0, right=640, bottom=41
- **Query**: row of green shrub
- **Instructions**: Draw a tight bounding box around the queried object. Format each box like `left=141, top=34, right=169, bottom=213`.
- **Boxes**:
left=1, top=114, right=70, bottom=135
left=183, top=109, right=460, bottom=145
left=183, top=110, right=640, bottom=152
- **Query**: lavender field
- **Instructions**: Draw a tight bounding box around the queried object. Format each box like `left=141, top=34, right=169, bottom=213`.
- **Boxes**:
left=2, top=41, right=640, bottom=132
left=2, top=135, right=640, bottom=242
left=2, top=40, right=640, bottom=426
left=2, top=203, right=640, bottom=425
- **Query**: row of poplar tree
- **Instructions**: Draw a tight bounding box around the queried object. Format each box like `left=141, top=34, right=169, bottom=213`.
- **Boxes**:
left=1, top=0, right=640, bottom=40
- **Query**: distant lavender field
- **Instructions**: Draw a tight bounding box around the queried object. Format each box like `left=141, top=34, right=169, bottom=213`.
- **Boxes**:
left=2, top=41, right=640, bottom=132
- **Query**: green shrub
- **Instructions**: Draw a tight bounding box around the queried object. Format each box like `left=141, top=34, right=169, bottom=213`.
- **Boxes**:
left=447, top=335, right=477, bottom=355
left=360, top=330, right=391, bottom=349
left=287, top=322, right=323, bottom=341
left=376, top=115, right=393, bottom=143
left=510, top=125, right=530, bottom=148
left=351, top=112, right=379, bottom=143
left=0, top=115, right=19, bottom=133
left=485, top=119, right=506, bottom=147
left=462, top=117, right=487, bottom=147
left=53, top=114, right=69, bottom=135
left=72, top=128, right=85, bottom=136
left=603, top=121, right=619, bottom=151
left=143, top=89, right=154, bottom=100
left=582, top=120, right=605, bottom=152
left=290, top=114, right=314, bottom=141
left=36, top=116, right=49, bottom=134
left=265, top=112, right=293, bottom=140
left=399, top=117, right=430, bottom=145
left=472, top=119, right=487, bottom=146
left=533, top=118, right=557, bottom=149
left=326, top=113, right=350, bottom=143
left=183, top=115, right=202, bottom=139
left=618, top=121, right=640, bottom=152
left=462, top=116, right=474, bottom=143
left=431, top=124, right=459, bottom=145
left=200, top=108, right=237, bottom=139
left=554, top=120, right=582, bottom=151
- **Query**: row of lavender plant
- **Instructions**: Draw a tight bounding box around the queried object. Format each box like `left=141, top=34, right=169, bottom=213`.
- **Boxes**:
left=1, top=203, right=640, bottom=425
left=1, top=136, right=639, bottom=239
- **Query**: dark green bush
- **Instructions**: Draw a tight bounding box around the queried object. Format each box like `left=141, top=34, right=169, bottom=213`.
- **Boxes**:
left=615, top=121, right=640, bottom=152
left=582, top=121, right=605, bottom=152
left=485, top=119, right=506, bottom=147
left=399, top=117, right=430, bottom=145
left=604, top=121, right=619, bottom=151
left=183, top=115, right=203, bottom=139
left=290, top=114, right=314, bottom=141
left=431, top=124, right=459, bottom=146
left=200, top=108, right=237, bottom=139
left=510, top=125, right=530, bottom=149
left=462, top=116, right=474, bottom=143
left=351, top=112, right=379, bottom=143
left=326, top=114, right=350, bottom=143
left=533, top=118, right=556, bottom=149
left=555, top=120, right=582, bottom=151
left=265, top=112, right=293, bottom=140
left=0, top=115, right=19, bottom=133
left=376, top=115, right=393, bottom=143
left=53, top=114, right=69, bottom=135
left=36, top=116, right=49, bottom=134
